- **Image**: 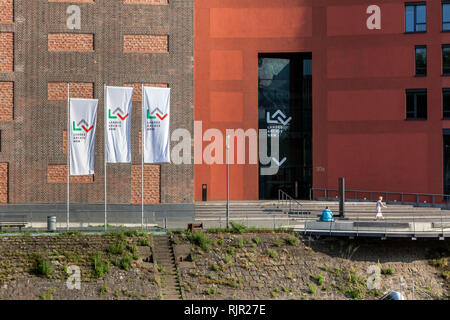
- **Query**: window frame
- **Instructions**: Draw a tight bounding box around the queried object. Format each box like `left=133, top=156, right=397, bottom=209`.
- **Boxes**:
left=443, top=1, right=450, bottom=32
left=443, top=44, right=450, bottom=75
left=405, top=89, right=427, bottom=120
left=405, top=2, right=427, bottom=33
left=443, top=89, right=450, bottom=119
left=415, top=45, right=427, bottom=76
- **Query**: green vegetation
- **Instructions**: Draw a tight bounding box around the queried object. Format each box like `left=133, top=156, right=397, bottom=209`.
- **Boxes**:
left=230, top=221, right=247, bottom=234
left=120, top=253, right=133, bottom=270
left=252, top=237, right=260, bottom=245
left=188, top=231, right=212, bottom=251
left=138, top=238, right=150, bottom=246
left=286, top=236, right=298, bottom=246
left=31, top=253, right=53, bottom=277
left=92, top=252, right=110, bottom=278
left=107, top=240, right=127, bottom=255
left=266, top=250, right=278, bottom=259
left=308, top=282, right=317, bottom=294
left=99, top=284, right=109, bottom=297
left=211, top=263, right=219, bottom=271
left=40, top=288, right=56, bottom=300
left=235, top=238, right=244, bottom=249
left=381, top=268, right=395, bottom=275
left=224, top=255, right=232, bottom=264
left=432, top=258, right=448, bottom=268
left=273, top=238, right=283, bottom=247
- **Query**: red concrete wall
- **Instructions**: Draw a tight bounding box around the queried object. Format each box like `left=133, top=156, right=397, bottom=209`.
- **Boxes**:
left=195, top=0, right=450, bottom=200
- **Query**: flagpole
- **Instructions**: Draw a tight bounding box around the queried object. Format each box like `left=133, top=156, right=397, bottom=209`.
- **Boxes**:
left=67, top=83, right=70, bottom=232
left=104, top=84, right=107, bottom=232
left=141, top=83, right=144, bottom=230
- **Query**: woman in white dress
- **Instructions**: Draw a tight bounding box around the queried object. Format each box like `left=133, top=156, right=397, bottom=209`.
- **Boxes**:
left=375, top=196, right=387, bottom=220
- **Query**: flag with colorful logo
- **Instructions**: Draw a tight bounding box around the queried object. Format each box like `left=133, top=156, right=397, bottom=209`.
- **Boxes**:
left=70, top=98, right=98, bottom=175
left=105, top=86, right=133, bottom=163
left=143, top=86, right=171, bottom=163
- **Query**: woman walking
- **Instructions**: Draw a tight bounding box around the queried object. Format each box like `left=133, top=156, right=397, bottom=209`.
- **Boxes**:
left=375, top=196, right=387, bottom=220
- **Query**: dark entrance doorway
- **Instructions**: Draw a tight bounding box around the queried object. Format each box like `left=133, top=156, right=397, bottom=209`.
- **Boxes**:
left=444, top=131, right=450, bottom=196
left=258, top=53, right=312, bottom=200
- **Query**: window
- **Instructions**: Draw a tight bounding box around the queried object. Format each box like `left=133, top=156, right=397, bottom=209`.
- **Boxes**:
left=415, top=45, right=426, bottom=76
left=443, top=45, right=450, bottom=75
left=405, top=2, right=426, bottom=33
left=443, top=2, right=450, bottom=31
left=406, top=89, right=427, bottom=120
left=444, top=89, right=450, bottom=118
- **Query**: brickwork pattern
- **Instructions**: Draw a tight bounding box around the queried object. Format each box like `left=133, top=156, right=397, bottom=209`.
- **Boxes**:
left=0, top=81, right=13, bottom=121
left=124, top=83, right=168, bottom=101
left=0, top=0, right=13, bottom=23
left=48, top=33, right=94, bottom=52
left=124, top=0, right=168, bottom=4
left=131, top=164, right=160, bottom=204
left=49, top=0, right=94, bottom=2
left=123, top=35, right=168, bottom=53
left=0, top=162, right=8, bottom=203
left=0, top=32, right=13, bottom=72
left=48, top=82, right=94, bottom=100
left=5, top=0, right=193, bottom=204
left=47, top=165, right=94, bottom=184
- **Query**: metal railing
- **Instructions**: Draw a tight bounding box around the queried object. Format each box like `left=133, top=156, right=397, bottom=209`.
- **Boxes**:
left=278, top=189, right=305, bottom=214
left=310, top=187, right=450, bottom=208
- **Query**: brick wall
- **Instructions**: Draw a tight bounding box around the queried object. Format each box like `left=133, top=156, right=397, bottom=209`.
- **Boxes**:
left=48, top=33, right=94, bottom=52
left=0, top=32, right=13, bottom=72
left=47, top=165, right=94, bottom=184
left=124, top=0, right=168, bottom=4
left=123, top=35, right=168, bottom=53
left=48, top=82, right=94, bottom=100
left=131, top=164, right=160, bottom=204
left=124, top=83, right=168, bottom=101
left=0, top=0, right=13, bottom=23
left=48, top=0, right=93, bottom=2
left=0, top=163, right=8, bottom=203
left=0, top=82, right=13, bottom=121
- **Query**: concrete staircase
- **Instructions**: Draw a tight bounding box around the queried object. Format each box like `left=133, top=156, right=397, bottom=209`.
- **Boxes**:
left=152, top=235, right=182, bottom=300
left=195, top=200, right=450, bottom=218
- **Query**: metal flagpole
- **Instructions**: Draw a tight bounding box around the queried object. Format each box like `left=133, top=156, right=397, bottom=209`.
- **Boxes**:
left=141, top=83, right=144, bottom=229
left=67, top=83, right=70, bottom=231
left=226, top=134, right=230, bottom=229
left=104, top=84, right=107, bottom=232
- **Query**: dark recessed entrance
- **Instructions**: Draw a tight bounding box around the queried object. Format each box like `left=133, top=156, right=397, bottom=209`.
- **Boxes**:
left=258, top=53, right=312, bottom=200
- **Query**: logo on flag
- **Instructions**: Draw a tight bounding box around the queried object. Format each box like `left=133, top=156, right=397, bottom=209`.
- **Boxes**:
left=108, top=107, right=129, bottom=121
left=72, top=119, right=94, bottom=133
left=147, top=107, right=168, bottom=121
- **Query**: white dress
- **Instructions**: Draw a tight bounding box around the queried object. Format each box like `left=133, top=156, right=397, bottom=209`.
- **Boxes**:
left=376, top=200, right=383, bottom=218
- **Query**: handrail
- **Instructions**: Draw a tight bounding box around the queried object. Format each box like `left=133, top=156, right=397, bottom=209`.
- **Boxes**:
left=278, top=189, right=303, bottom=213
left=310, top=187, right=450, bottom=208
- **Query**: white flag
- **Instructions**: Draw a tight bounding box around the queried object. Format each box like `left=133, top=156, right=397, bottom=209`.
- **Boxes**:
left=70, top=98, right=98, bottom=175
left=143, top=86, right=171, bottom=163
left=105, top=86, right=133, bottom=163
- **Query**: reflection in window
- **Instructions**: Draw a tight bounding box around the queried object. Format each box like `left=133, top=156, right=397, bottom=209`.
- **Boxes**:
left=443, top=45, right=450, bottom=75
left=406, top=89, right=427, bottom=120
left=443, top=2, right=450, bottom=31
left=405, top=3, right=426, bottom=33
left=443, top=89, right=450, bottom=119
left=415, top=45, right=426, bottom=76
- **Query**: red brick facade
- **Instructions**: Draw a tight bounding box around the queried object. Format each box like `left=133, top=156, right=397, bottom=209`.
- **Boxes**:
left=48, top=82, right=94, bottom=101
left=0, top=0, right=13, bottom=24
left=124, top=83, right=168, bottom=101
left=0, top=32, right=13, bottom=73
left=131, top=164, right=160, bottom=204
left=124, top=0, right=168, bottom=4
left=0, top=163, right=8, bottom=203
left=48, top=33, right=94, bottom=52
left=123, top=35, right=168, bottom=53
left=47, top=165, right=94, bottom=184
left=0, top=82, right=13, bottom=121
